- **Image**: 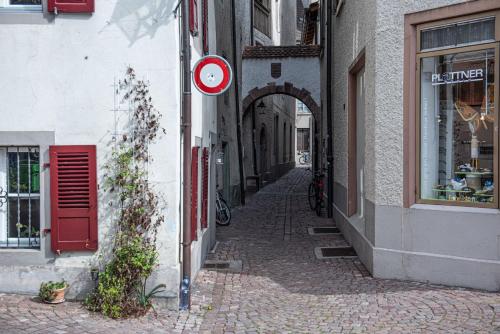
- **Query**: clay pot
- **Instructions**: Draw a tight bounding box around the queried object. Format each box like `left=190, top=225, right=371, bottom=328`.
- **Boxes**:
left=45, top=286, right=67, bottom=304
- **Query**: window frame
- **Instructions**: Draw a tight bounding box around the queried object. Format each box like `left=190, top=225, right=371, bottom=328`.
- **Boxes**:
left=415, top=13, right=500, bottom=209
left=0, top=146, right=41, bottom=249
left=0, top=0, right=42, bottom=11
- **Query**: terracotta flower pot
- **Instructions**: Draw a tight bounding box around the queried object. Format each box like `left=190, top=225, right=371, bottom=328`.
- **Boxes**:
left=45, top=286, right=67, bottom=304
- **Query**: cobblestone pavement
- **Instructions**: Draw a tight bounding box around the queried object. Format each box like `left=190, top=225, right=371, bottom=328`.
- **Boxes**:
left=1, top=168, right=500, bottom=333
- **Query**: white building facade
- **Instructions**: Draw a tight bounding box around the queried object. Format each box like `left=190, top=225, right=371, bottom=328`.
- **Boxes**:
left=0, top=0, right=218, bottom=305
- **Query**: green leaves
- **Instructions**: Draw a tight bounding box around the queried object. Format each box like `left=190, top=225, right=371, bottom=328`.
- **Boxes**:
left=39, top=281, right=67, bottom=302
left=84, top=67, right=165, bottom=318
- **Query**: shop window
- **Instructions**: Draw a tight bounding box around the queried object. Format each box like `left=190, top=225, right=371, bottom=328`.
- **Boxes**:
left=421, top=17, right=495, bottom=51
left=417, top=14, right=498, bottom=208
left=0, top=147, right=40, bottom=248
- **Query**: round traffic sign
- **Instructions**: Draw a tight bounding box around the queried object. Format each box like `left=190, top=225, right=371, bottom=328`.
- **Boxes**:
left=192, top=55, right=233, bottom=96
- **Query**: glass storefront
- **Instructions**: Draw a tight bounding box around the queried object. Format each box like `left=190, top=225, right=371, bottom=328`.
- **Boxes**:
left=418, top=16, right=498, bottom=207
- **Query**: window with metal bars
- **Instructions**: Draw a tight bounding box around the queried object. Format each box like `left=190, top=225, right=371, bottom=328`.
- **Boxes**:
left=0, top=147, right=40, bottom=249
left=0, top=0, right=41, bottom=10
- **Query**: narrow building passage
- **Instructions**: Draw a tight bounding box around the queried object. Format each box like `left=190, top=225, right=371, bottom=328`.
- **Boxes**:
left=190, top=168, right=500, bottom=333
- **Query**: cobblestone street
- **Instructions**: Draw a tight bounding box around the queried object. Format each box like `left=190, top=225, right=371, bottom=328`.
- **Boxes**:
left=1, top=168, right=500, bottom=333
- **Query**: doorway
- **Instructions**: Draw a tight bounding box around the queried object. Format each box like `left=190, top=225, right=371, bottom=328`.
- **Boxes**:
left=222, top=142, right=231, bottom=206
left=259, top=125, right=268, bottom=175
left=348, top=51, right=366, bottom=217
left=356, top=67, right=365, bottom=218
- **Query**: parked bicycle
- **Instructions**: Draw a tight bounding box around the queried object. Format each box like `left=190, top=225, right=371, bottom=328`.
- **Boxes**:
left=298, top=151, right=311, bottom=165
left=308, top=169, right=326, bottom=217
left=215, top=190, right=231, bottom=226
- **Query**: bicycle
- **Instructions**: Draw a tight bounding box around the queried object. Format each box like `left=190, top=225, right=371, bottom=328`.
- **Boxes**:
left=215, top=191, right=231, bottom=226
left=298, top=151, right=311, bottom=165
left=308, top=169, right=325, bottom=217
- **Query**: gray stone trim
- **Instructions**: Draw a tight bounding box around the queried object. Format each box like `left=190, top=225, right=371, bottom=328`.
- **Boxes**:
left=0, top=131, right=55, bottom=265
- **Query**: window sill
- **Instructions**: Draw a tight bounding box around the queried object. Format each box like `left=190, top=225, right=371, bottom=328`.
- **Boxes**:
left=0, top=8, right=52, bottom=25
left=0, top=7, right=42, bottom=13
left=0, top=247, right=41, bottom=253
left=410, top=203, right=500, bottom=215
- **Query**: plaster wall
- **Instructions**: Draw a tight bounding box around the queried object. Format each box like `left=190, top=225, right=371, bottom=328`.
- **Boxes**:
left=242, top=57, right=321, bottom=107
left=0, top=0, right=182, bottom=303
left=373, top=0, right=468, bottom=207
left=331, top=0, right=377, bottom=202
left=331, top=0, right=500, bottom=291
left=214, top=0, right=253, bottom=206
left=189, top=0, right=218, bottom=282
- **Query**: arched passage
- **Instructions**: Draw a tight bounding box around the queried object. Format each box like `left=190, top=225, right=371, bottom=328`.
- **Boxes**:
left=239, top=45, right=322, bottom=194
left=242, top=82, right=320, bottom=120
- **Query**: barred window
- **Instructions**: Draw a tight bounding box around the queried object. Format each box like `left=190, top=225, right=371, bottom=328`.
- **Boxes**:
left=0, top=147, right=40, bottom=248
left=0, top=0, right=41, bottom=9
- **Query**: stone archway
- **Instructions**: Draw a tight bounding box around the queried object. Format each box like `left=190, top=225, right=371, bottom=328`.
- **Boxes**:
left=242, top=82, right=320, bottom=119
left=242, top=45, right=321, bottom=118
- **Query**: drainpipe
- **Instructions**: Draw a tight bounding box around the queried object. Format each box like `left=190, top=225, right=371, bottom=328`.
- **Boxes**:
left=252, top=103, right=258, bottom=176
left=326, top=0, right=334, bottom=218
left=250, top=0, right=255, bottom=45
left=181, top=0, right=192, bottom=307
left=232, top=0, right=246, bottom=205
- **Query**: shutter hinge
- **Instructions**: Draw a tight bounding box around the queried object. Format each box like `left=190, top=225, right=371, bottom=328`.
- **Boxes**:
left=43, top=163, right=50, bottom=169
left=42, top=228, right=51, bottom=236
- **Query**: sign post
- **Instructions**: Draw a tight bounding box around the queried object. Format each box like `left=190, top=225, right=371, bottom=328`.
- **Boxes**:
left=192, top=55, right=233, bottom=96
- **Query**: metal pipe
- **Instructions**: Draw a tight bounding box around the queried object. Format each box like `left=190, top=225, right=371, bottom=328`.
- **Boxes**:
left=232, top=0, right=246, bottom=205
left=250, top=0, right=255, bottom=45
left=326, top=0, right=334, bottom=218
left=252, top=103, right=258, bottom=176
left=180, top=0, right=192, bottom=307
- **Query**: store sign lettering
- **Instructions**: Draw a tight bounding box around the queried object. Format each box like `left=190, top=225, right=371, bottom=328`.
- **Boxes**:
left=431, top=69, right=484, bottom=86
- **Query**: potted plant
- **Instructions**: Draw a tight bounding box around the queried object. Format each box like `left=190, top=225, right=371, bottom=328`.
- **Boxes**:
left=38, top=281, right=68, bottom=304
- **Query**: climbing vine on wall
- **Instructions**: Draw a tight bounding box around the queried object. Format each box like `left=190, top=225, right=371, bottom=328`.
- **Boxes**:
left=85, top=67, right=166, bottom=318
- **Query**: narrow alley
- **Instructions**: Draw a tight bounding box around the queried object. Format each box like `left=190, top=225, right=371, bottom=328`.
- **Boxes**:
left=2, top=169, right=499, bottom=333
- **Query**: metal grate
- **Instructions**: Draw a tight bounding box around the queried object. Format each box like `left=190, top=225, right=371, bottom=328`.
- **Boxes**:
left=203, top=260, right=243, bottom=272
left=308, top=227, right=340, bottom=235
left=0, top=146, right=40, bottom=249
left=315, top=247, right=357, bottom=259
left=203, top=262, right=231, bottom=269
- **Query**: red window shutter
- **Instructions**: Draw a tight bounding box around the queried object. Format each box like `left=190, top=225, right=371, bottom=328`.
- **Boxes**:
left=50, top=145, right=98, bottom=253
left=191, top=147, right=199, bottom=241
left=190, top=0, right=199, bottom=36
left=202, top=0, right=209, bottom=54
left=48, top=0, right=94, bottom=13
left=201, top=148, right=209, bottom=229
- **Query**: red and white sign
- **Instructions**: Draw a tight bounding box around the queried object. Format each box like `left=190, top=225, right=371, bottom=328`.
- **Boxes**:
left=192, top=55, right=233, bottom=96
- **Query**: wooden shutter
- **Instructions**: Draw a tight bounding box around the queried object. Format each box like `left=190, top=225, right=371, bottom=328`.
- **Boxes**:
left=191, top=147, right=199, bottom=241
left=190, top=0, right=199, bottom=36
left=201, top=148, right=209, bottom=229
left=48, top=0, right=94, bottom=13
left=50, top=145, right=98, bottom=253
left=202, top=0, right=209, bottom=54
